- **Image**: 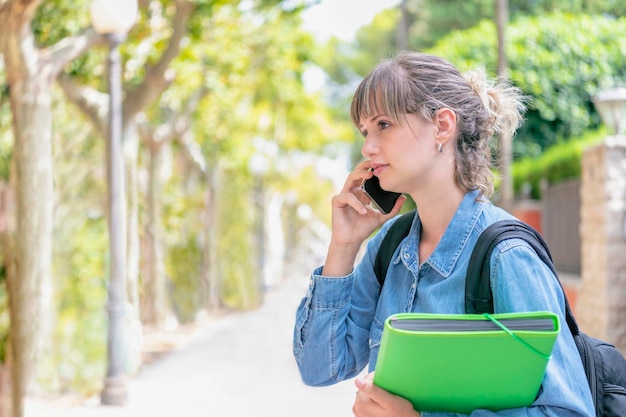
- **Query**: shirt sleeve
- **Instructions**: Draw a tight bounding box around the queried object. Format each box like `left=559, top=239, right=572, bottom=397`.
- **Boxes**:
left=292, top=219, right=398, bottom=387
left=422, top=240, right=594, bottom=417
left=292, top=267, right=371, bottom=386
left=454, top=239, right=593, bottom=417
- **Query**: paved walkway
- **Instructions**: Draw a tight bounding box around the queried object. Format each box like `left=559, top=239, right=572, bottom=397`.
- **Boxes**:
left=26, top=277, right=357, bottom=417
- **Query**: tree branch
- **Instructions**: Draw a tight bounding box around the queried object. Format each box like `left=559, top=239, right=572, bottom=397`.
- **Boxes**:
left=178, top=131, right=206, bottom=175
left=123, top=0, right=194, bottom=121
left=173, top=86, right=210, bottom=174
left=42, top=28, right=102, bottom=81
left=136, top=113, right=158, bottom=149
left=173, top=85, right=209, bottom=137
left=57, top=73, right=108, bottom=133
left=138, top=84, right=209, bottom=151
left=0, top=0, right=43, bottom=24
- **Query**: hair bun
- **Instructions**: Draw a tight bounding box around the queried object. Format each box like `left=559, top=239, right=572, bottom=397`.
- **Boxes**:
left=463, top=68, right=526, bottom=138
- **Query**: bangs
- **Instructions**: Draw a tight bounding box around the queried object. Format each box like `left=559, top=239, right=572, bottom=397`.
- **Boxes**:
left=350, top=61, right=407, bottom=127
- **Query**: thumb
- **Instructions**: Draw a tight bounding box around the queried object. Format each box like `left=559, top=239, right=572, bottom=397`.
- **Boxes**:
left=355, top=374, right=395, bottom=406
left=356, top=374, right=419, bottom=416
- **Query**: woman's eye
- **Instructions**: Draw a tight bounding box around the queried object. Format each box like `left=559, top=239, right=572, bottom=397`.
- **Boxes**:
left=378, top=121, right=390, bottom=130
left=360, top=129, right=368, bottom=138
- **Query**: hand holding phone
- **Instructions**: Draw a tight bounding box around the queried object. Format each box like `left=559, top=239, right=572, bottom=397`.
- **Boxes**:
left=361, top=175, right=402, bottom=214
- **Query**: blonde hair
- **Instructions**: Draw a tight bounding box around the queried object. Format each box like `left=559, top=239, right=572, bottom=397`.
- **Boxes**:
left=351, top=51, right=527, bottom=198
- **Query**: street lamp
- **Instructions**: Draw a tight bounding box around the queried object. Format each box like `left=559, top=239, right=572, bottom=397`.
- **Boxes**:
left=593, top=87, right=626, bottom=136
left=90, top=0, right=138, bottom=406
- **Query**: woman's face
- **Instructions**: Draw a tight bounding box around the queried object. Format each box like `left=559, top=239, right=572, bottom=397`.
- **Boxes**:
left=359, top=110, right=443, bottom=197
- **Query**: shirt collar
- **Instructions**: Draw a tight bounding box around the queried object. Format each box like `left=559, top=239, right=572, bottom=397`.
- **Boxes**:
left=417, top=190, right=487, bottom=277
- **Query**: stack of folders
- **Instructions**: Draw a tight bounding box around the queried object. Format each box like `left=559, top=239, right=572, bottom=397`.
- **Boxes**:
left=373, top=312, right=560, bottom=414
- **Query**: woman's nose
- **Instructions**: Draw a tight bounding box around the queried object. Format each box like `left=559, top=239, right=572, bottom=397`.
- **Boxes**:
left=361, top=136, right=378, bottom=159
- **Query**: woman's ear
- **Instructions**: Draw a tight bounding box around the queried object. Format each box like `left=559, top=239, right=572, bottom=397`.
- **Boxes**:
left=434, top=108, right=457, bottom=145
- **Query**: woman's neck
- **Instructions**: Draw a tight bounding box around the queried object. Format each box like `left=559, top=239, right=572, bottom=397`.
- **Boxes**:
left=412, top=184, right=465, bottom=261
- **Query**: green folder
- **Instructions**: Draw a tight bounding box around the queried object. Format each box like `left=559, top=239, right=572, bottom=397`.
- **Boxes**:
left=373, top=312, right=560, bottom=414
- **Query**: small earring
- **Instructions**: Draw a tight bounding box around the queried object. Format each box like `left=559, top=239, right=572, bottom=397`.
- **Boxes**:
left=437, top=142, right=443, bottom=153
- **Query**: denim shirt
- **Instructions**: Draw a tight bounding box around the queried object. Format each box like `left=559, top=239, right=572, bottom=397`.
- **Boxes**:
left=293, top=190, right=594, bottom=416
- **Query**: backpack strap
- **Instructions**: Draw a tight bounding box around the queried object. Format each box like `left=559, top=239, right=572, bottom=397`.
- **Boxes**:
left=373, top=210, right=416, bottom=289
left=465, top=219, right=580, bottom=337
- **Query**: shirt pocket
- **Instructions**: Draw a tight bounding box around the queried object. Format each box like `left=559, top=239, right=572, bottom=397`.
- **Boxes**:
left=369, top=315, right=385, bottom=349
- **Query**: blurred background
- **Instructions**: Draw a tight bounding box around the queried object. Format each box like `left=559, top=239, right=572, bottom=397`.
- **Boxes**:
left=0, top=0, right=625, bottom=416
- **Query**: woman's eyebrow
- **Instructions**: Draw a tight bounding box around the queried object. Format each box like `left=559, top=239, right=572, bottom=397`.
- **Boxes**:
left=361, top=114, right=385, bottom=125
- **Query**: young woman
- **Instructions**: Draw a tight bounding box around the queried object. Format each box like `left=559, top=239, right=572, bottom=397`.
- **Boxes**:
left=292, top=52, right=594, bottom=416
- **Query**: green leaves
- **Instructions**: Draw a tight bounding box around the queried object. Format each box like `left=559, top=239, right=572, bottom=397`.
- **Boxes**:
left=428, top=12, right=626, bottom=158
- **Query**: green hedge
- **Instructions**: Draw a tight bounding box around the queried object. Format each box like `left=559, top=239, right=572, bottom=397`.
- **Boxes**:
left=511, top=129, right=605, bottom=199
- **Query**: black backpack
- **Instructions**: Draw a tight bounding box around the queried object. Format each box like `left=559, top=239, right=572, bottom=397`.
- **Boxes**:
left=374, top=211, right=626, bottom=417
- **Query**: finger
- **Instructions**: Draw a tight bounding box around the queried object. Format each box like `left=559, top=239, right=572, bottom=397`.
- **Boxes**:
left=353, top=386, right=381, bottom=417
left=331, top=192, right=369, bottom=215
left=387, top=195, right=407, bottom=216
left=354, top=159, right=373, bottom=171
left=363, top=194, right=407, bottom=221
left=342, top=168, right=373, bottom=193
left=356, top=374, right=418, bottom=416
left=341, top=159, right=375, bottom=191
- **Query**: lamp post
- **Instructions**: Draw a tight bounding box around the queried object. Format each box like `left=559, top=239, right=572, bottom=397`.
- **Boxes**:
left=592, top=87, right=626, bottom=136
left=90, top=0, right=138, bottom=406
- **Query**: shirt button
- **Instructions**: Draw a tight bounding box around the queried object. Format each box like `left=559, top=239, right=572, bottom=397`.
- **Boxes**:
left=403, top=253, right=410, bottom=259
left=411, top=282, right=416, bottom=289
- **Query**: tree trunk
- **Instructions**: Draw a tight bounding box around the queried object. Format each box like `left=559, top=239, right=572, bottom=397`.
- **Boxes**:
left=203, top=167, right=220, bottom=313
left=496, top=0, right=513, bottom=212
left=1, top=2, right=98, bottom=414
left=0, top=361, right=9, bottom=417
left=496, top=0, right=508, bottom=79
left=123, top=123, right=142, bottom=376
left=396, top=0, right=409, bottom=51
left=142, top=142, right=168, bottom=327
left=9, top=83, right=54, bottom=417
left=1, top=9, right=53, bottom=414
left=0, top=185, right=14, bottom=417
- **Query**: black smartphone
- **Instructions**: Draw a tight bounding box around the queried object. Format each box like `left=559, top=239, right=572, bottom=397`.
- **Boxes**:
left=361, top=175, right=402, bottom=214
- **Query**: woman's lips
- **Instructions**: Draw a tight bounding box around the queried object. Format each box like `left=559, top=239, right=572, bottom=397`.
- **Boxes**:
left=371, top=164, right=388, bottom=176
